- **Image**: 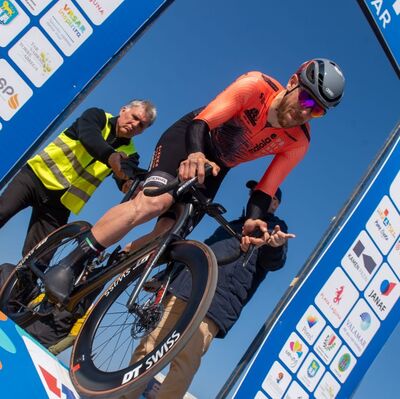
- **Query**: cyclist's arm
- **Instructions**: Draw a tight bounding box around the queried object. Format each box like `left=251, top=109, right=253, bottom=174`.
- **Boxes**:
left=181, top=77, right=261, bottom=182
left=186, top=76, right=261, bottom=153
left=243, top=146, right=307, bottom=247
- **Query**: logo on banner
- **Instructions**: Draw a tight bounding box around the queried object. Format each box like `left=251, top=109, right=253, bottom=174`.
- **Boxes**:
left=307, top=314, right=318, bottom=328
left=353, top=240, right=377, bottom=274
left=315, top=268, right=359, bottom=328
left=323, top=333, right=338, bottom=351
left=283, top=381, right=309, bottom=399
left=0, top=60, right=33, bottom=121
left=21, top=336, right=79, bottom=399
left=314, top=372, right=341, bottom=399
left=261, top=361, right=292, bottom=399
left=296, top=305, right=326, bottom=345
left=315, top=326, right=342, bottom=365
left=307, top=359, right=320, bottom=378
left=340, top=299, right=380, bottom=356
left=380, top=280, right=396, bottom=296
left=331, top=346, right=357, bottom=383
left=366, top=196, right=400, bottom=255
left=40, top=1, right=93, bottom=56
left=0, top=0, right=18, bottom=25
left=365, top=264, right=400, bottom=321
left=341, top=230, right=383, bottom=290
left=278, top=332, right=308, bottom=372
left=298, top=353, right=325, bottom=391
left=359, top=312, right=371, bottom=330
left=75, top=0, right=124, bottom=25
left=337, top=353, right=351, bottom=372
left=39, top=366, right=77, bottom=399
left=333, top=285, right=344, bottom=304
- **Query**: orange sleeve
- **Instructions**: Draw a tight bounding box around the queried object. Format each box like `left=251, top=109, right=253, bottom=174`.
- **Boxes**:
left=256, top=145, right=309, bottom=197
left=194, top=76, right=261, bottom=129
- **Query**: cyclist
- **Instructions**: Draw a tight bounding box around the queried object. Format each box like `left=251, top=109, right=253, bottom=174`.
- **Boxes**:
left=0, top=100, right=156, bottom=256
left=125, top=181, right=292, bottom=399
left=45, top=59, right=345, bottom=303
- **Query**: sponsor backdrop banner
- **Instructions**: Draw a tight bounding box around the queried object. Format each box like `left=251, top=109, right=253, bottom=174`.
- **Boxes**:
left=0, top=0, right=173, bottom=186
left=0, top=311, right=80, bottom=398
left=232, top=126, right=400, bottom=399
left=357, top=0, right=400, bottom=77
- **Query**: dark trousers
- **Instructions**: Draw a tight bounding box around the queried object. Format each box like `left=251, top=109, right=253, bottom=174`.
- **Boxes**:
left=0, top=165, right=70, bottom=256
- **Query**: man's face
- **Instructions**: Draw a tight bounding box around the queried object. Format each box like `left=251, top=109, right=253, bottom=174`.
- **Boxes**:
left=276, top=75, right=325, bottom=128
left=268, top=196, right=280, bottom=214
left=116, top=105, right=150, bottom=138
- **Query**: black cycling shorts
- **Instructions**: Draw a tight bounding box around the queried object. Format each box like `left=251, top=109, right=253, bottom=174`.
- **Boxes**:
left=144, top=109, right=230, bottom=201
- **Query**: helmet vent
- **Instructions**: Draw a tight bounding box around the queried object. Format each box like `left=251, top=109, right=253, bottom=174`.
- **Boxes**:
left=306, top=63, right=315, bottom=83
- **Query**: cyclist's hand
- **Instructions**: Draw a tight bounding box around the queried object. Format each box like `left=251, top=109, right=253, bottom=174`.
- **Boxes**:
left=241, top=219, right=269, bottom=252
left=108, top=152, right=128, bottom=180
left=267, top=225, right=296, bottom=247
left=178, top=152, right=220, bottom=184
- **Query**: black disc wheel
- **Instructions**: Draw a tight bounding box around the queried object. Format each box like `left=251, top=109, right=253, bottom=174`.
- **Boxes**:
left=70, top=240, right=218, bottom=398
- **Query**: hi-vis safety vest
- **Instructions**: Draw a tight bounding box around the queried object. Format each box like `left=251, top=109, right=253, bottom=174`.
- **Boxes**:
left=27, top=113, right=136, bottom=215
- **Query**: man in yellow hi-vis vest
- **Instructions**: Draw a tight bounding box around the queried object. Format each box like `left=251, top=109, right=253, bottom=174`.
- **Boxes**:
left=0, top=99, right=156, bottom=256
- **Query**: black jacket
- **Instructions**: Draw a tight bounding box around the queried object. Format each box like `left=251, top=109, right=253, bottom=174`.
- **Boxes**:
left=169, top=214, right=288, bottom=338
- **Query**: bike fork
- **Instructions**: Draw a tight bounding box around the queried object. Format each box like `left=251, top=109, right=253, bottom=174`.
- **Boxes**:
left=125, top=237, right=174, bottom=312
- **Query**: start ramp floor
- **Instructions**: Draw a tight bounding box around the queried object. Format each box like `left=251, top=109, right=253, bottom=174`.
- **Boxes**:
left=0, top=311, right=79, bottom=398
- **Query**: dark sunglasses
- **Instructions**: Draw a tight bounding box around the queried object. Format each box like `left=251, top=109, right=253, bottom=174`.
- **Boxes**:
left=297, top=86, right=327, bottom=118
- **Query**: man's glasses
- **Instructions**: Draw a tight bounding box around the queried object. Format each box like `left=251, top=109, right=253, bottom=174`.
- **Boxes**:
left=297, top=87, right=326, bottom=118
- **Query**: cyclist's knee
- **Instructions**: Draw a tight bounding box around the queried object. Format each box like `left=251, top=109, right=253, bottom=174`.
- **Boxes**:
left=133, top=191, right=173, bottom=217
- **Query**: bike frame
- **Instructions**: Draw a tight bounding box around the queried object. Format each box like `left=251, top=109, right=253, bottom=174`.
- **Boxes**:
left=63, top=186, right=239, bottom=313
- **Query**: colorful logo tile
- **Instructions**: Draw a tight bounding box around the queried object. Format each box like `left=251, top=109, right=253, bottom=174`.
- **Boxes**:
left=341, top=230, right=382, bottom=290
left=261, top=361, right=292, bottom=399
left=314, top=326, right=342, bottom=365
left=365, top=263, right=400, bottom=320
left=339, top=299, right=380, bottom=356
left=315, top=268, right=359, bottom=328
left=330, top=345, right=356, bottom=383
left=366, top=196, right=400, bottom=255
left=297, top=352, right=325, bottom=392
left=279, top=332, right=308, bottom=372
left=296, top=305, right=326, bottom=345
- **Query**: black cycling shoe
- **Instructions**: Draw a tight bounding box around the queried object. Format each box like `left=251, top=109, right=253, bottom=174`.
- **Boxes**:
left=43, top=263, right=76, bottom=305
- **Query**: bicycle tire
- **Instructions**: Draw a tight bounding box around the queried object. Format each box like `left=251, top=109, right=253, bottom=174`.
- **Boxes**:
left=70, top=239, right=218, bottom=398
left=0, top=221, right=92, bottom=328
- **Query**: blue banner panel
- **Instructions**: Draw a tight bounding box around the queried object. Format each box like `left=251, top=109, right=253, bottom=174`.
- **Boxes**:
left=0, top=0, right=172, bottom=185
left=0, top=311, right=80, bottom=398
left=233, top=128, right=400, bottom=398
left=358, top=0, right=400, bottom=77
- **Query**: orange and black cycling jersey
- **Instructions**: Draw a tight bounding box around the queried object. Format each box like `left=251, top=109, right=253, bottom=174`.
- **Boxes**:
left=194, top=71, right=311, bottom=198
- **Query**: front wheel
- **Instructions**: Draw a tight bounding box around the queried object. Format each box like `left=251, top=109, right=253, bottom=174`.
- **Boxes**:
left=70, top=240, right=218, bottom=398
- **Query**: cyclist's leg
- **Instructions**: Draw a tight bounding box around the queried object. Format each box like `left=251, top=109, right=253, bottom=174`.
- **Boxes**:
left=123, top=216, right=175, bottom=253
left=90, top=111, right=194, bottom=248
